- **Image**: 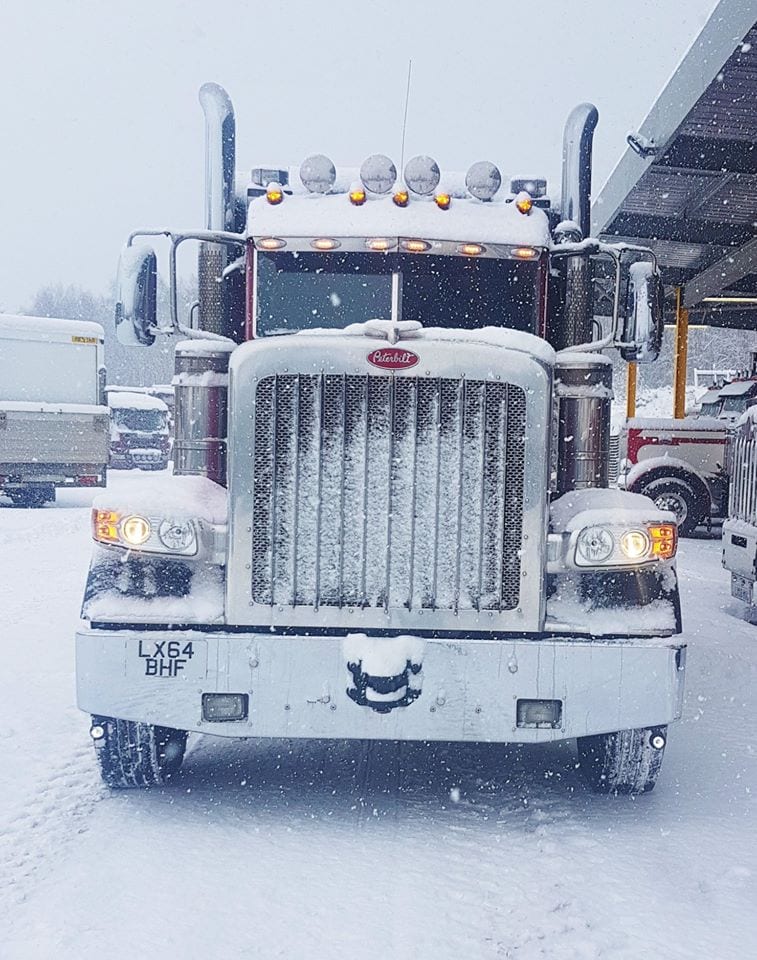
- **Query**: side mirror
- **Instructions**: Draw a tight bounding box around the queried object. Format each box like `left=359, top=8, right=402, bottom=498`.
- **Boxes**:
left=618, top=261, right=664, bottom=363
left=115, top=245, right=158, bottom=346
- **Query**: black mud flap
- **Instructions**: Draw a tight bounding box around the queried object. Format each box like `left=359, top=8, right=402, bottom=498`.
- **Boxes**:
left=346, top=659, right=422, bottom=714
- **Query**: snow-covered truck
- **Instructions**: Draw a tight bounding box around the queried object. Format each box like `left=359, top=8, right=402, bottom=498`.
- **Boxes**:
left=722, top=409, right=757, bottom=608
left=0, top=315, right=108, bottom=507
left=617, top=417, right=729, bottom=536
left=108, top=391, right=171, bottom=471
left=76, top=84, right=685, bottom=794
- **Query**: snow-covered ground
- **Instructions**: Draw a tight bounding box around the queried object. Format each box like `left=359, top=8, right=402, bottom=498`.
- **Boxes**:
left=1, top=474, right=755, bottom=960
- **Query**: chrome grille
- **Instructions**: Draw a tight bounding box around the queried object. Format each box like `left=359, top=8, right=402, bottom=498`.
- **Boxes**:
left=608, top=433, right=621, bottom=485
left=251, top=374, right=526, bottom=612
left=729, top=422, right=757, bottom=525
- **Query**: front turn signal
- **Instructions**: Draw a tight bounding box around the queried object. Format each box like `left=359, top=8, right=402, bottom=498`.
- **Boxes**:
left=649, top=523, right=677, bottom=560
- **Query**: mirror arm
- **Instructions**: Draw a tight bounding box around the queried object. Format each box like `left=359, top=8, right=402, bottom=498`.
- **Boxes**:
left=127, top=229, right=246, bottom=335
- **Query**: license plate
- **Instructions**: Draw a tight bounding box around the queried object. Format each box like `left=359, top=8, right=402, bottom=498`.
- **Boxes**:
left=127, top=638, right=208, bottom=679
left=731, top=574, right=754, bottom=604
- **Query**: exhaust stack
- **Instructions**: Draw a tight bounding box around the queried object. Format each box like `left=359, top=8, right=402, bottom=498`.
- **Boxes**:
left=558, top=103, right=599, bottom=350
left=560, top=103, right=598, bottom=240
left=198, top=83, right=236, bottom=337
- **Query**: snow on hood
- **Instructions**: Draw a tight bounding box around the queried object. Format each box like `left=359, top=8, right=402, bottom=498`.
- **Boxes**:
left=294, top=321, right=555, bottom=366
left=93, top=474, right=228, bottom=524
left=550, top=488, right=675, bottom=532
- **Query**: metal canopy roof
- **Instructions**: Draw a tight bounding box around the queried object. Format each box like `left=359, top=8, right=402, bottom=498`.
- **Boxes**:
left=591, top=0, right=757, bottom=327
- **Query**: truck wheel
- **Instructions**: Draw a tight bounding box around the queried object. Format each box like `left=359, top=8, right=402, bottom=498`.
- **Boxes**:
left=7, top=484, right=55, bottom=508
left=577, top=725, right=667, bottom=794
left=90, top=716, right=187, bottom=788
left=637, top=477, right=702, bottom=536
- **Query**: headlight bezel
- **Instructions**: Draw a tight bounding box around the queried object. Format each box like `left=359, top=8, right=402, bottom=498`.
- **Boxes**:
left=92, top=508, right=198, bottom=557
left=571, top=521, right=677, bottom=569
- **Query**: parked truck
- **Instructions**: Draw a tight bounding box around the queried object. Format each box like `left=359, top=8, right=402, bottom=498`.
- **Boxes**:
left=76, top=84, right=685, bottom=795
left=722, top=407, right=757, bottom=609
left=617, top=416, right=728, bottom=536
left=0, top=315, right=108, bottom=507
left=108, top=391, right=171, bottom=471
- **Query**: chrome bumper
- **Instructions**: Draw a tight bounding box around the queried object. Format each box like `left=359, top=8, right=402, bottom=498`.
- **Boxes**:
left=76, top=628, right=686, bottom=743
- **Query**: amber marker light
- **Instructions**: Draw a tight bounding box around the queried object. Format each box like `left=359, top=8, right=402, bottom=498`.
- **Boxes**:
left=649, top=523, right=677, bottom=560
left=401, top=239, right=432, bottom=253
left=257, top=237, right=286, bottom=250
left=393, top=190, right=409, bottom=207
left=266, top=183, right=284, bottom=205
left=93, top=509, right=119, bottom=544
left=459, top=243, right=485, bottom=257
left=349, top=187, right=367, bottom=206
left=512, top=246, right=538, bottom=260
left=366, top=238, right=396, bottom=251
left=434, top=193, right=451, bottom=210
left=515, top=192, right=533, bottom=214
left=311, top=238, right=340, bottom=251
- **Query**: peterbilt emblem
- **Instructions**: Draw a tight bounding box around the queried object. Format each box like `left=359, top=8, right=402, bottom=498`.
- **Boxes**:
left=367, top=347, right=419, bottom=370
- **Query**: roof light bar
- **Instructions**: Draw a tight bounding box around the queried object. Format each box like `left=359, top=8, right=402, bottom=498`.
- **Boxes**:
left=311, top=238, right=340, bottom=251
left=257, top=237, right=286, bottom=250
left=459, top=243, right=485, bottom=256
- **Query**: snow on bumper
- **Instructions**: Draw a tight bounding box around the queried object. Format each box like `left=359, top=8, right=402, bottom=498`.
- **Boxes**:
left=76, top=628, right=686, bottom=743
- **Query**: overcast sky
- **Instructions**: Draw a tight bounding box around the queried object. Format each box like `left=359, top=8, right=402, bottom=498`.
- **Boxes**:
left=0, top=0, right=722, bottom=312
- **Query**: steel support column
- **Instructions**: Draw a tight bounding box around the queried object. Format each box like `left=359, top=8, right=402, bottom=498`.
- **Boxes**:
left=673, top=287, right=689, bottom=419
left=626, top=362, right=637, bottom=419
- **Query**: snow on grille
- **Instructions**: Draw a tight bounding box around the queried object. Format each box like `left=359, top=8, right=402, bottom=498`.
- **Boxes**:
left=729, top=421, right=757, bottom=525
left=250, top=373, right=526, bottom=613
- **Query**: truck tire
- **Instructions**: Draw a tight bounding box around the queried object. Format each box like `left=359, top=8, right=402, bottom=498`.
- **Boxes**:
left=7, top=484, right=55, bottom=508
left=636, top=476, right=702, bottom=537
left=577, top=725, right=667, bottom=794
left=91, top=716, right=187, bottom=788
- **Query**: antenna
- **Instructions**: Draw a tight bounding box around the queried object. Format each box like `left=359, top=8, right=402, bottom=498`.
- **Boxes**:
left=400, top=59, right=413, bottom=173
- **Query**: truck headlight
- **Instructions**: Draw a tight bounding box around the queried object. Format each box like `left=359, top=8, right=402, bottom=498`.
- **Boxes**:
left=158, top=519, right=196, bottom=552
left=92, top=509, right=198, bottom=556
left=574, top=522, right=676, bottom=567
left=575, top=527, right=614, bottom=564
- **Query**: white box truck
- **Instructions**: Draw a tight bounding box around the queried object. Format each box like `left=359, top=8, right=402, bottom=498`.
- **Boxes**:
left=0, top=314, right=109, bottom=506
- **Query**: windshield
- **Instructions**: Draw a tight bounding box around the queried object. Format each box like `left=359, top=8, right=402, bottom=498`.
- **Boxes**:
left=255, top=251, right=543, bottom=336
left=722, top=396, right=750, bottom=414
left=700, top=401, right=721, bottom=417
left=114, top=408, right=165, bottom=432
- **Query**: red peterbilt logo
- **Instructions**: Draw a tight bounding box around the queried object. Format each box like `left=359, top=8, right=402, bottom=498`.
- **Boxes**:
left=366, top=347, right=420, bottom=370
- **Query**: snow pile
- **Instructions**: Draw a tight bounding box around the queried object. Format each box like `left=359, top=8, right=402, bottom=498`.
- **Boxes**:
left=0, top=313, right=104, bottom=343
left=175, top=338, right=236, bottom=356
left=93, top=474, right=228, bottom=524
left=343, top=634, right=425, bottom=675
left=108, top=392, right=168, bottom=412
left=83, top=562, right=225, bottom=625
left=249, top=191, right=552, bottom=247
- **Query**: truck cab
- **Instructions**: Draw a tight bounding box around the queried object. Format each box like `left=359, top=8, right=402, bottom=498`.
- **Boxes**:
left=76, top=85, right=683, bottom=796
left=107, top=391, right=170, bottom=471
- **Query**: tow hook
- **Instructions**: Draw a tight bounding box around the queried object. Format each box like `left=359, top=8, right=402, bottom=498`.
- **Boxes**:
left=347, top=659, right=422, bottom=714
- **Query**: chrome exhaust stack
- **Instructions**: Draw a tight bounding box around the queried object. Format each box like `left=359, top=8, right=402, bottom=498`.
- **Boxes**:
left=557, top=103, right=599, bottom=351
left=198, top=82, right=236, bottom=338
left=560, top=102, right=598, bottom=241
